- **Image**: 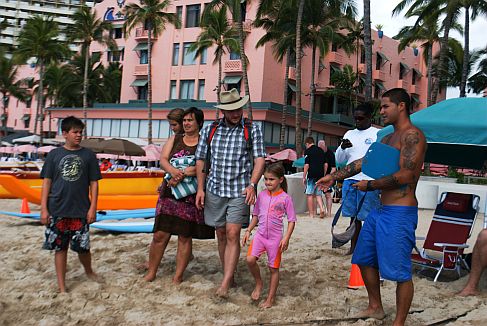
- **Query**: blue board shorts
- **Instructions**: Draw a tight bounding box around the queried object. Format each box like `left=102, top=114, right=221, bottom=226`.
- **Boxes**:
left=351, top=205, right=418, bottom=282
left=342, top=179, right=381, bottom=221
left=305, top=179, right=323, bottom=196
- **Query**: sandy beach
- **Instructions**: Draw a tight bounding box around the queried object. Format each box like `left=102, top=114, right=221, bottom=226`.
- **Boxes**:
left=0, top=198, right=486, bottom=326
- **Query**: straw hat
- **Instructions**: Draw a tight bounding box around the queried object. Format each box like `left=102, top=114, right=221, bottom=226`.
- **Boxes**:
left=215, top=88, right=249, bottom=111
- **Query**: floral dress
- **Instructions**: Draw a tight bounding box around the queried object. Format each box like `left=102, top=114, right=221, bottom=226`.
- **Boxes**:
left=154, top=134, right=214, bottom=239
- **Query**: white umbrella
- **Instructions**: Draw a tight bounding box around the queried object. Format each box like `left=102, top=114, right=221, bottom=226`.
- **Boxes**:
left=37, top=145, right=58, bottom=153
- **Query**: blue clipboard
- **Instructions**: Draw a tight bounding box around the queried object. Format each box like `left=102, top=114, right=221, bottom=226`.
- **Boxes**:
left=362, top=142, right=400, bottom=179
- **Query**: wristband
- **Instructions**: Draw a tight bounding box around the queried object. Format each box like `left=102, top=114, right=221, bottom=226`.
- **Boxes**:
left=366, top=180, right=374, bottom=191
left=249, top=182, right=256, bottom=190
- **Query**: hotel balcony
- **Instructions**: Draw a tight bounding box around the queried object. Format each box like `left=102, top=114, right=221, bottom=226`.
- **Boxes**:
left=133, top=64, right=148, bottom=76
left=327, top=51, right=344, bottom=65
left=373, top=69, right=386, bottom=81
left=410, top=84, right=421, bottom=94
left=288, top=67, right=296, bottom=80
left=230, top=19, right=252, bottom=33
left=397, top=79, right=410, bottom=90
left=135, top=28, right=157, bottom=41
left=223, top=59, right=242, bottom=73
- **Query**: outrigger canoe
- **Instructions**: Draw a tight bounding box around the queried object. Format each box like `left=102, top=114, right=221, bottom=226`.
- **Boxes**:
left=0, top=172, right=161, bottom=210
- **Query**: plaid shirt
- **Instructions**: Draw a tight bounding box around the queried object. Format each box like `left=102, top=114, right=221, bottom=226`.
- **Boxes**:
left=195, top=119, right=265, bottom=198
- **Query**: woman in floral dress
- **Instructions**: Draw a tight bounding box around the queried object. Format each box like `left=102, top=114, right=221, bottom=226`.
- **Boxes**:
left=144, top=107, right=214, bottom=283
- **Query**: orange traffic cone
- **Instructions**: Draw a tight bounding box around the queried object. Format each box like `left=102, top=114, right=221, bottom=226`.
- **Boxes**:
left=347, top=264, right=365, bottom=289
left=20, top=198, right=31, bottom=214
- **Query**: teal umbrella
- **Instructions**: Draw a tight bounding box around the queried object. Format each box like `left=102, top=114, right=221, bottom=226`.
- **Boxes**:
left=377, top=97, right=487, bottom=169
left=292, top=156, right=305, bottom=168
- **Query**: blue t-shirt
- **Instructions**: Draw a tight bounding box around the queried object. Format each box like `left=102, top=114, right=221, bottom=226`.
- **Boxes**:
left=40, top=147, right=102, bottom=218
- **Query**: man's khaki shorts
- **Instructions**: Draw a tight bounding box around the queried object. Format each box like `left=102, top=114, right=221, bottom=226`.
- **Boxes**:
left=204, top=191, right=250, bottom=228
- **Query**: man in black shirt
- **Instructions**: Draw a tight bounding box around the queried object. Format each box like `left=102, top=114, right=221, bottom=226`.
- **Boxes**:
left=303, top=137, right=326, bottom=218
left=318, top=140, right=336, bottom=217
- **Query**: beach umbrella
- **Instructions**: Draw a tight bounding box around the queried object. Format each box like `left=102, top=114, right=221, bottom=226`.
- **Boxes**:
left=37, top=145, right=57, bottom=153
left=99, top=138, right=145, bottom=156
left=377, top=97, right=487, bottom=170
left=292, top=157, right=305, bottom=168
left=0, top=146, right=14, bottom=154
left=96, top=153, right=118, bottom=160
left=13, top=144, right=37, bottom=153
left=139, top=144, right=162, bottom=161
left=80, top=138, right=104, bottom=153
left=12, top=135, right=59, bottom=145
left=266, top=149, right=298, bottom=162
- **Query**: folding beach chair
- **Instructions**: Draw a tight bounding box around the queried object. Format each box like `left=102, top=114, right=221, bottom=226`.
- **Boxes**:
left=412, top=192, right=480, bottom=282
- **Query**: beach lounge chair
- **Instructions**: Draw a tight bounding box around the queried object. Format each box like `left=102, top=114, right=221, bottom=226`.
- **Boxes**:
left=411, top=192, right=480, bottom=282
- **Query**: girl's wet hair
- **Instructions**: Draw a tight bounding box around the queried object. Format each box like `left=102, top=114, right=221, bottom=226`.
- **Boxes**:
left=264, top=162, right=287, bottom=192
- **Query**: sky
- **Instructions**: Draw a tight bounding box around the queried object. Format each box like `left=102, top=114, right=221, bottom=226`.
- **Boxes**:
left=356, top=0, right=487, bottom=98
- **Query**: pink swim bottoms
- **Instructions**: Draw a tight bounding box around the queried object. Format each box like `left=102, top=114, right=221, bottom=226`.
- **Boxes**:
left=247, top=233, right=282, bottom=268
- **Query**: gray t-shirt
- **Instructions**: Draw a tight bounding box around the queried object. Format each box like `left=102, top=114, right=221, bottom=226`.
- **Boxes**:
left=40, top=147, right=102, bottom=218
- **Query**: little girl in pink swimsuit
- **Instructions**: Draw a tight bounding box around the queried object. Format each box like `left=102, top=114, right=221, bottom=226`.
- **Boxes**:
left=242, top=163, right=296, bottom=308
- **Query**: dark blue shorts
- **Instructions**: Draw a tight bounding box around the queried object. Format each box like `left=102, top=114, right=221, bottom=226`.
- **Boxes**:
left=43, top=216, right=90, bottom=253
left=351, top=205, right=418, bottom=282
left=341, top=179, right=380, bottom=221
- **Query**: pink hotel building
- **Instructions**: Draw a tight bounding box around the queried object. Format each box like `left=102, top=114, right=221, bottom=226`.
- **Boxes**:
left=5, top=0, right=445, bottom=151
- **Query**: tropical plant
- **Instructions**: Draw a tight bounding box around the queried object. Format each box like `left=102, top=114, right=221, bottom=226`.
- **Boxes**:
left=255, top=0, right=298, bottom=149
left=363, top=0, right=373, bottom=101
left=326, top=64, right=360, bottom=111
left=67, top=5, right=115, bottom=136
left=0, top=52, right=27, bottom=135
left=206, top=0, right=253, bottom=120
left=124, top=0, right=180, bottom=144
left=191, top=6, right=239, bottom=118
left=14, top=15, right=70, bottom=144
left=468, top=46, right=487, bottom=94
left=101, top=62, right=123, bottom=104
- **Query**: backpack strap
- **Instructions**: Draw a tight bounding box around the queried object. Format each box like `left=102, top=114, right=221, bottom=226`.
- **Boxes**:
left=204, top=120, right=221, bottom=174
left=243, top=118, right=254, bottom=172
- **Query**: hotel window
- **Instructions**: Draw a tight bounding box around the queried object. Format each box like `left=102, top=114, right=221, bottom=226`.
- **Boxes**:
left=198, top=79, right=205, bottom=100
left=360, top=46, right=365, bottom=64
left=182, top=42, right=197, bottom=65
left=176, top=6, right=183, bottom=28
left=112, top=27, right=123, bottom=39
left=140, top=50, right=148, bottom=64
left=138, top=85, right=148, bottom=100
left=399, top=62, right=409, bottom=80
left=185, top=4, right=201, bottom=28
left=375, top=53, right=382, bottom=70
left=172, top=43, right=180, bottom=65
left=108, top=49, right=124, bottom=62
left=331, top=43, right=338, bottom=52
left=223, top=75, right=242, bottom=92
left=180, top=80, right=195, bottom=99
left=170, top=80, right=177, bottom=99
left=230, top=51, right=240, bottom=60
left=23, top=115, right=30, bottom=129
left=200, top=48, right=207, bottom=64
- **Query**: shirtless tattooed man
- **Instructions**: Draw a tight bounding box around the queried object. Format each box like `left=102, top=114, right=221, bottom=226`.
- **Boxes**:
left=317, top=88, right=426, bottom=326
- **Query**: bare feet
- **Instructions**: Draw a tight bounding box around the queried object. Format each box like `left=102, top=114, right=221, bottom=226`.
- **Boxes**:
left=143, top=273, right=156, bottom=282
left=251, top=282, right=263, bottom=301
left=353, top=307, right=386, bottom=320
left=135, top=262, right=149, bottom=271
left=172, top=276, right=183, bottom=285
left=259, top=298, right=274, bottom=308
left=215, top=286, right=229, bottom=298
left=86, top=272, right=104, bottom=283
left=456, top=288, right=480, bottom=297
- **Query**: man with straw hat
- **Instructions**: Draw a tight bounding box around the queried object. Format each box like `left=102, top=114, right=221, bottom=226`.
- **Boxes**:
left=196, top=88, right=266, bottom=298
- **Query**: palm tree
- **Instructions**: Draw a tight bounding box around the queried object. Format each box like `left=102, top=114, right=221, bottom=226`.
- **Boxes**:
left=468, top=46, right=487, bottom=94
left=459, top=0, right=487, bottom=97
left=206, top=0, right=253, bottom=120
left=0, top=52, right=27, bottom=135
left=326, top=64, right=359, bottom=111
left=124, top=0, right=180, bottom=144
left=393, top=0, right=463, bottom=104
left=255, top=0, right=297, bottom=149
left=363, top=0, right=373, bottom=101
left=101, top=62, right=123, bottom=104
left=14, top=15, right=70, bottom=144
left=191, top=6, right=239, bottom=118
left=295, top=0, right=305, bottom=156
left=67, top=6, right=115, bottom=136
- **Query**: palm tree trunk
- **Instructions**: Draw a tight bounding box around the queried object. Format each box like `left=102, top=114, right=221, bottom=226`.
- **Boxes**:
left=279, top=50, right=290, bottom=150
left=307, top=44, right=316, bottom=137
left=38, top=62, right=45, bottom=146
left=295, top=0, right=305, bottom=156
left=235, top=17, right=252, bottom=120
left=217, top=55, right=222, bottom=119
left=427, top=43, right=433, bottom=106
left=147, top=28, right=153, bottom=144
left=83, top=44, right=89, bottom=137
left=363, top=0, right=372, bottom=101
left=2, top=96, right=7, bottom=137
left=431, top=10, right=453, bottom=104
left=460, top=6, right=470, bottom=98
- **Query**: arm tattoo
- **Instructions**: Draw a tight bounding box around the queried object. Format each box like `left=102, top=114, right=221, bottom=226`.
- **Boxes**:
left=332, top=159, right=361, bottom=180
left=375, top=175, right=401, bottom=189
left=402, top=131, right=420, bottom=171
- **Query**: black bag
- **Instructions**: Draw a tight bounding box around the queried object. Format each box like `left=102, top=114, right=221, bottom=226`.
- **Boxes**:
left=331, top=191, right=367, bottom=248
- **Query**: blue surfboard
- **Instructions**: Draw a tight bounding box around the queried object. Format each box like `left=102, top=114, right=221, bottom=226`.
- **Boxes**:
left=91, top=220, right=154, bottom=233
left=362, top=142, right=400, bottom=179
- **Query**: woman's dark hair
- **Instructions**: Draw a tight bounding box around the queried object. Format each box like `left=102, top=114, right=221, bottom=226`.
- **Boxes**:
left=167, top=108, right=184, bottom=125
left=61, top=116, right=85, bottom=132
left=184, top=107, right=204, bottom=130
left=264, top=162, right=288, bottom=192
